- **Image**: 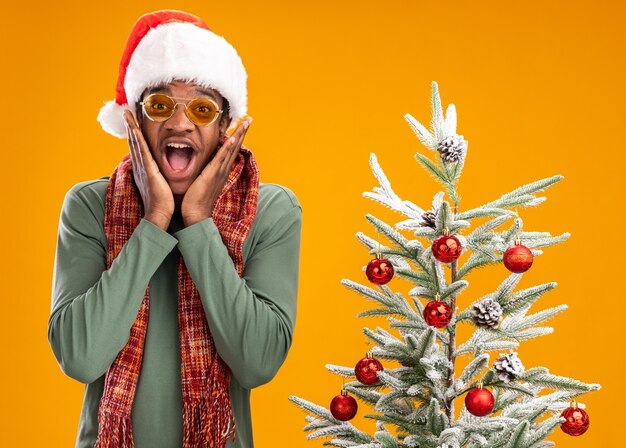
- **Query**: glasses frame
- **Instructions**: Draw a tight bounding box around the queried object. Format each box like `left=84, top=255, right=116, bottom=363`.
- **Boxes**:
left=139, top=93, right=224, bottom=127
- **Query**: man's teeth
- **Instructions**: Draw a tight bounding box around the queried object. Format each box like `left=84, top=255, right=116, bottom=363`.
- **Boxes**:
left=167, top=143, right=191, bottom=149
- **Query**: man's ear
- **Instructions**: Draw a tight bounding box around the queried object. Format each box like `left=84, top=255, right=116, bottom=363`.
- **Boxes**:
left=219, top=115, right=232, bottom=138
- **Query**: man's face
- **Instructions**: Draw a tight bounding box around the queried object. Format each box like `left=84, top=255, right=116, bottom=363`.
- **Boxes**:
left=136, top=79, right=231, bottom=203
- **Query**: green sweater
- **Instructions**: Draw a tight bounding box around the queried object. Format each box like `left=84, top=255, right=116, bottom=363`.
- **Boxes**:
left=48, top=177, right=302, bottom=448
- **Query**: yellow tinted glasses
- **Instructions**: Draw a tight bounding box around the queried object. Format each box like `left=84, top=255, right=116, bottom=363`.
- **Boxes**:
left=140, top=94, right=223, bottom=126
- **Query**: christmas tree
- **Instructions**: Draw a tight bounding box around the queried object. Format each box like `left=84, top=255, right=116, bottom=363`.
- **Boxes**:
left=289, top=82, right=600, bottom=447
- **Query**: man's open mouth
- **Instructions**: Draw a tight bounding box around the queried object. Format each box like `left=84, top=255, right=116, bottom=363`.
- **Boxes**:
left=164, top=143, right=195, bottom=173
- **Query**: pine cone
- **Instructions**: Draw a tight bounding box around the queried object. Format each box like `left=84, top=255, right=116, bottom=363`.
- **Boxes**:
left=493, top=350, right=525, bottom=382
left=437, top=134, right=468, bottom=163
left=471, top=298, right=502, bottom=328
left=392, top=397, right=414, bottom=415
left=420, top=210, right=437, bottom=228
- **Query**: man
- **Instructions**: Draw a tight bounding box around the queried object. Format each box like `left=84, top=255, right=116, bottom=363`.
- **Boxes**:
left=48, top=10, right=302, bottom=448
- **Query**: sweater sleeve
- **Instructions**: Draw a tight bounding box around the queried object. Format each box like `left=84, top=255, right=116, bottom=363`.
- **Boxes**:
left=173, top=203, right=303, bottom=389
left=48, top=186, right=179, bottom=384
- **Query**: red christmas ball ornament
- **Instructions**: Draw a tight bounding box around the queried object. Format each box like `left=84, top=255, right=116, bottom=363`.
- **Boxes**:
left=560, top=400, right=590, bottom=436
left=366, top=254, right=394, bottom=285
left=355, top=351, right=384, bottom=385
left=503, top=239, right=534, bottom=273
left=423, top=297, right=453, bottom=328
left=465, top=384, right=495, bottom=416
left=432, top=231, right=462, bottom=263
left=330, top=389, right=358, bottom=421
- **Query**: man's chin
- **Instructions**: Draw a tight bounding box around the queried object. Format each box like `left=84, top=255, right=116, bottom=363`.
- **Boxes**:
left=168, top=179, right=191, bottom=195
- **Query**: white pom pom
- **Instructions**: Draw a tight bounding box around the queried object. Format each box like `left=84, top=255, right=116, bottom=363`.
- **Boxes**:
left=97, top=100, right=128, bottom=138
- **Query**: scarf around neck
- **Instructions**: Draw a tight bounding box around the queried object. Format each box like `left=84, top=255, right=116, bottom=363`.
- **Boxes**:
left=95, top=140, right=259, bottom=448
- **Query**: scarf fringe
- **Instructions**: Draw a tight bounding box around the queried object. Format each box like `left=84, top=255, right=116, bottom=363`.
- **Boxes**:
left=182, top=376, right=237, bottom=448
left=94, top=408, right=134, bottom=448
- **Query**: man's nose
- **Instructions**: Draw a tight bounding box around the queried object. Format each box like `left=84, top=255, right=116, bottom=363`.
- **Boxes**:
left=165, top=103, right=195, bottom=132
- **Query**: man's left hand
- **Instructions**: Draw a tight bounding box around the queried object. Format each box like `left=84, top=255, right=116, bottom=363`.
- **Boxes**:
left=181, top=117, right=252, bottom=227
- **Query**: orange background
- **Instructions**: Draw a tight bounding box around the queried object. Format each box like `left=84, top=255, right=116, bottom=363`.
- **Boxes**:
left=1, top=0, right=623, bottom=446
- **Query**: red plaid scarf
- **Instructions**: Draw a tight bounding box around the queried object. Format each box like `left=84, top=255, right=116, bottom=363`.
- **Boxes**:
left=95, top=141, right=259, bottom=448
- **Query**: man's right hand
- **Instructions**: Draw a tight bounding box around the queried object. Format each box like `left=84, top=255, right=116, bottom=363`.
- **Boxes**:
left=123, top=109, right=174, bottom=231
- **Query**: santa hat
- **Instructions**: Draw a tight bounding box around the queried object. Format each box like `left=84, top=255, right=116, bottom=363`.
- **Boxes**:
left=97, top=10, right=247, bottom=138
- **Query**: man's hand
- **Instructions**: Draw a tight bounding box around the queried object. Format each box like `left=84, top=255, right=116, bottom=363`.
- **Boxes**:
left=124, top=110, right=175, bottom=230
left=181, top=117, right=253, bottom=227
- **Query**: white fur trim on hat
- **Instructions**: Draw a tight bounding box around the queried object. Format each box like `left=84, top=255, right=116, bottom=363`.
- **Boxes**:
left=97, top=100, right=129, bottom=138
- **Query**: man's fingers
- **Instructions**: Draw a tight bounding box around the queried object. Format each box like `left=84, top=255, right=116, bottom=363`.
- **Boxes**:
left=127, top=124, right=139, bottom=162
left=220, top=118, right=251, bottom=170
left=124, top=109, right=140, bottom=130
left=124, top=120, right=139, bottom=174
left=227, top=118, right=251, bottom=167
left=124, top=110, right=143, bottom=155
left=124, top=110, right=151, bottom=175
left=135, top=130, right=147, bottom=173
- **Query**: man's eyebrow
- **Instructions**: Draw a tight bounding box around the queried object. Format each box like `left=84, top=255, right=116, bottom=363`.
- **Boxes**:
left=145, top=85, right=171, bottom=95
left=143, top=85, right=218, bottom=101
left=192, top=88, right=218, bottom=101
